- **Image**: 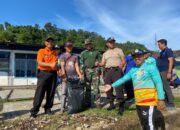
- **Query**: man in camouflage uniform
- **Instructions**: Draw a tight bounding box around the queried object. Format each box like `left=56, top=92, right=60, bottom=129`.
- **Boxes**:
left=80, top=39, right=101, bottom=108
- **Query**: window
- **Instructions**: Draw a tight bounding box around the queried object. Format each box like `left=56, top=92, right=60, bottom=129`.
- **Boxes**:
left=15, top=53, right=37, bottom=77
left=0, top=52, right=10, bottom=72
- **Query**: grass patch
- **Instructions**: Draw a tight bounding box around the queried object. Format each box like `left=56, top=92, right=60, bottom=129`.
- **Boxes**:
left=81, top=107, right=137, bottom=119
left=174, top=97, right=180, bottom=108
left=176, top=66, right=180, bottom=77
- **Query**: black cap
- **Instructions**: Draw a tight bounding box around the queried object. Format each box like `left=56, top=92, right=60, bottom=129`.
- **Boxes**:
left=107, top=37, right=115, bottom=42
left=131, top=49, right=144, bottom=56
left=64, top=42, right=73, bottom=47
left=45, top=37, right=54, bottom=42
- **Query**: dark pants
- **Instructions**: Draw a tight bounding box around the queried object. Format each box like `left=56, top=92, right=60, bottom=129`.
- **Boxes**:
left=104, top=67, right=124, bottom=102
left=137, top=105, right=157, bottom=130
left=124, top=80, right=134, bottom=100
left=30, top=71, right=57, bottom=115
left=160, top=71, right=174, bottom=105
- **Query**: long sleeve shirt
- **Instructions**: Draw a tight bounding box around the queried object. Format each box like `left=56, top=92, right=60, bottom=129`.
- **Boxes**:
left=112, top=58, right=165, bottom=106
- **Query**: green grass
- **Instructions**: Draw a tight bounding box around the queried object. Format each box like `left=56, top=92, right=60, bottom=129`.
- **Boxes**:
left=174, top=97, right=180, bottom=108
left=176, top=66, right=180, bottom=77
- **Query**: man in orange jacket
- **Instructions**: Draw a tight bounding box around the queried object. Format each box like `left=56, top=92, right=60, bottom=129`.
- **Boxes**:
left=30, top=37, right=58, bottom=118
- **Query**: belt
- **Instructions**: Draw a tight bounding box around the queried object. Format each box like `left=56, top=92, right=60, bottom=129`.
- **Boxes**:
left=105, top=67, right=119, bottom=70
left=39, top=70, right=56, bottom=73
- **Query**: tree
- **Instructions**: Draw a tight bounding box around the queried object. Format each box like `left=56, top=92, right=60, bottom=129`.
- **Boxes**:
left=0, top=22, right=148, bottom=53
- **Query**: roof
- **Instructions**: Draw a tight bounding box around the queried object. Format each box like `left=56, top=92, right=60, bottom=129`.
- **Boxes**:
left=0, top=42, right=43, bottom=51
left=0, top=42, right=84, bottom=53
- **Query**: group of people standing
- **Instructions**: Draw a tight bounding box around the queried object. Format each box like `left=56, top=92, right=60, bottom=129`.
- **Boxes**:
left=29, top=36, right=176, bottom=130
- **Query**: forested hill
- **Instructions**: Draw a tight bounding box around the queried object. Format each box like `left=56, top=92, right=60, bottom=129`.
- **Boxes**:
left=0, top=22, right=147, bottom=54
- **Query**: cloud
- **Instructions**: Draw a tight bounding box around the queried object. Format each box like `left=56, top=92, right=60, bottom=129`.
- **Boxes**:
left=55, top=14, right=93, bottom=31
left=74, top=0, right=180, bottom=50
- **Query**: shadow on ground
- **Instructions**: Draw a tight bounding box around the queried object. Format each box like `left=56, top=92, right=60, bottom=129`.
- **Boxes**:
left=0, top=110, right=29, bottom=121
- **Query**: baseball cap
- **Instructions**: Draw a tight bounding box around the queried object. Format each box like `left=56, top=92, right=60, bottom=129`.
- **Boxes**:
left=85, top=39, right=92, bottom=45
left=131, top=49, right=144, bottom=56
left=64, top=42, right=73, bottom=47
left=45, top=37, right=54, bottom=42
left=107, top=37, right=115, bottom=42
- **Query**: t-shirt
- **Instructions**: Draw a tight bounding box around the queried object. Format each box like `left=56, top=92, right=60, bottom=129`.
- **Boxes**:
left=37, top=47, right=58, bottom=71
left=102, top=48, right=125, bottom=68
left=61, top=53, right=79, bottom=80
left=172, top=69, right=180, bottom=84
left=157, top=48, right=174, bottom=72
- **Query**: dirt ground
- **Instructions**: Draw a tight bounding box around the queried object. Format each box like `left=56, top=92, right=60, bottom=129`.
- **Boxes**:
left=0, top=94, right=180, bottom=130
left=1, top=106, right=180, bottom=130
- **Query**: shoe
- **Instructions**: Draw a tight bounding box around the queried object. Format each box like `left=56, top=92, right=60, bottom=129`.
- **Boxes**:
left=85, top=103, right=92, bottom=109
left=107, top=102, right=115, bottom=111
left=166, top=103, right=175, bottom=110
left=118, top=101, right=125, bottom=116
left=45, top=109, right=53, bottom=115
left=30, top=114, right=37, bottom=118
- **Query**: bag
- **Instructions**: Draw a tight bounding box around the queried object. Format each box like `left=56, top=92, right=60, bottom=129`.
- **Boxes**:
left=67, top=80, right=85, bottom=114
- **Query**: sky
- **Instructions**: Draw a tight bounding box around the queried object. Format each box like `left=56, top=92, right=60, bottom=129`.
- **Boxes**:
left=0, top=0, right=180, bottom=50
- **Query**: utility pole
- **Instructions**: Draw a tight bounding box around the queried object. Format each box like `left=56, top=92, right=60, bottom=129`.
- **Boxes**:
left=154, top=33, right=158, bottom=52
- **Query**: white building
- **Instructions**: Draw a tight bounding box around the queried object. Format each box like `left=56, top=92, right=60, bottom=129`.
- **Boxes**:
left=0, top=42, right=83, bottom=86
left=0, top=43, right=43, bottom=86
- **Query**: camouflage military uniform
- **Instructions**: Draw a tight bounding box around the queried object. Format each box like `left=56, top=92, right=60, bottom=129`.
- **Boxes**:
left=80, top=49, right=101, bottom=107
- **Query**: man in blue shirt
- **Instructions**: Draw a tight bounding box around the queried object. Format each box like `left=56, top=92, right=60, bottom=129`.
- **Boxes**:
left=157, top=39, right=175, bottom=109
left=124, top=55, right=136, bottom=101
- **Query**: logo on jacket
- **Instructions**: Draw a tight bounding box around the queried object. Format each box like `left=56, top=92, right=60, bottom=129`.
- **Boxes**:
left=136, top=69, right=144, bottom=79
left=142, top=111, right=147, bottom=116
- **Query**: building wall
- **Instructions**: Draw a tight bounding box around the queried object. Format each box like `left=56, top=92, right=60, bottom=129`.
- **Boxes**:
left=0, top=49, right=38, bottom=86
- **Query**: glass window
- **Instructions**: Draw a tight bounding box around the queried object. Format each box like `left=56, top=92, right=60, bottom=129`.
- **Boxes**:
left=15, top=53, right=37, bottom=77
left=27, top=59, right=37, bottom=77
left=15, top=59, right=26, bottom=77
left=0, top=52, right=10, bottom=72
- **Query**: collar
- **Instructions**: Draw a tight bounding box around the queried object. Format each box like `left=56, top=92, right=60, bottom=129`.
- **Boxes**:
left=87, top=49, right=93, bottom=52
left=162, top=47, right=168, bottom=52
left=45, top=47, right=53, bottom=52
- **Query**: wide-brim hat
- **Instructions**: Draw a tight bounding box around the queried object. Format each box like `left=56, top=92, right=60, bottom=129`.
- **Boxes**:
left=106, top=37, right=115, bottom=42
left=85, top=39, right=92, bottom=45
left=131, top=49, right=145, bottom=56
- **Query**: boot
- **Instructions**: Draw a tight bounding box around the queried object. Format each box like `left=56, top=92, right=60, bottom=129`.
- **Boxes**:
left=118, top=101, right=125, bottom=116
left=107, top=101, right=115, bottom=111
